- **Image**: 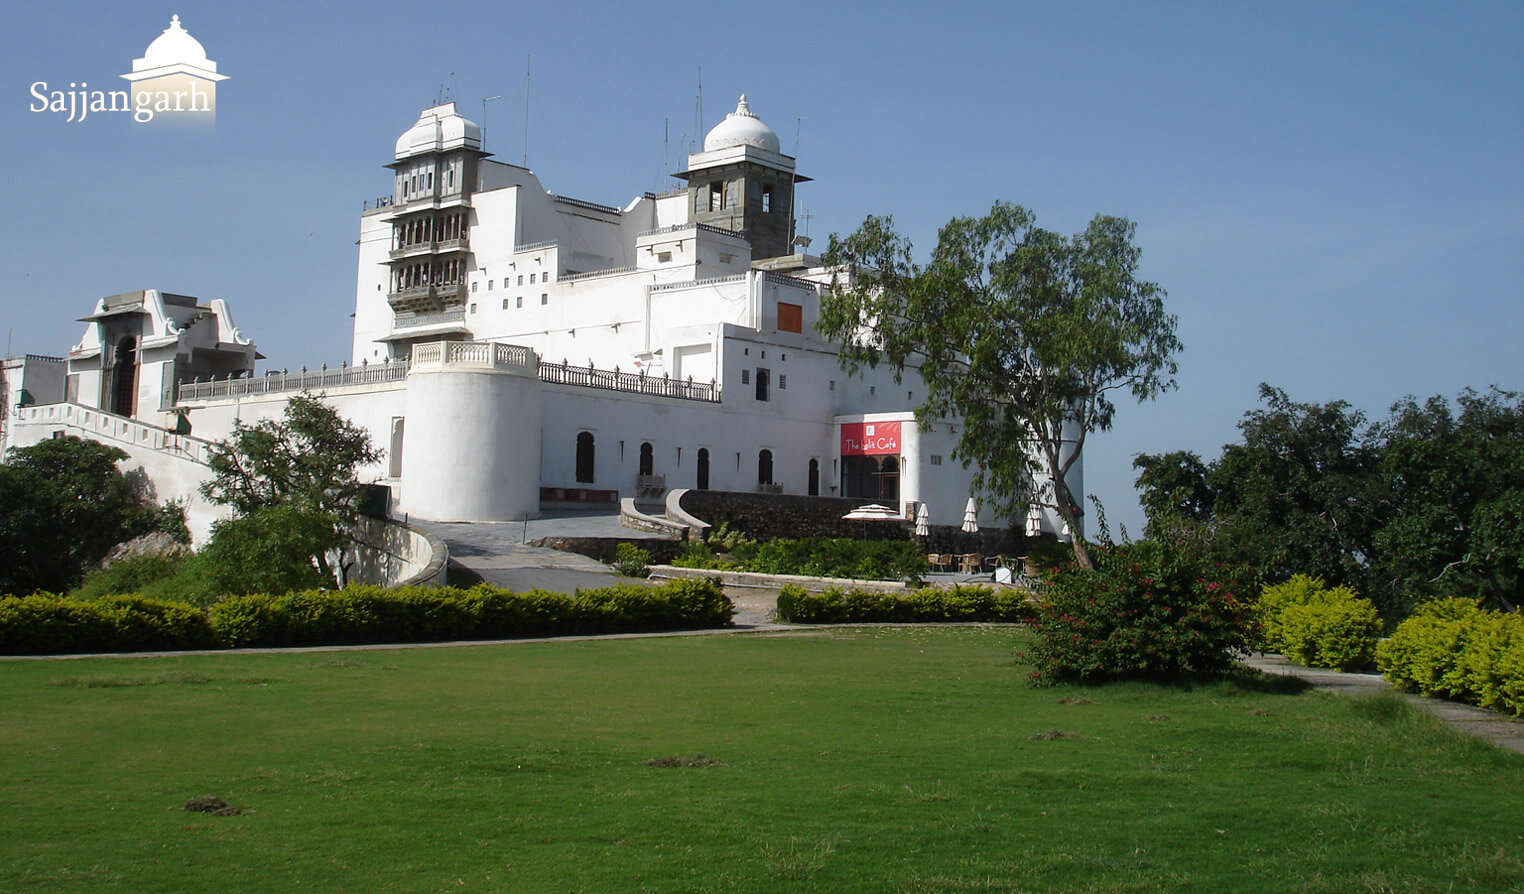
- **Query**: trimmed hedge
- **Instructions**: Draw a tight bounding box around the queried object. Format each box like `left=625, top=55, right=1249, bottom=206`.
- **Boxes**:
left=1377, top=598, right=1524, bottom=716
left=0, top=594, right=215, bottom=655
left=775, top=584, right=1035, bottom=624
left=0, top=578, right=734, bottom=655
left=676, top=537, right=929, bottom=582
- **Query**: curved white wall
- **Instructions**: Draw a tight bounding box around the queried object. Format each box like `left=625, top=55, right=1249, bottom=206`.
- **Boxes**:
left=400, top=365, right=541, bottom=521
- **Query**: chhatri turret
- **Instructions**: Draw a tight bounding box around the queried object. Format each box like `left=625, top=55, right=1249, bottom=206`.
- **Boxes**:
left=674, top=94, right=810, bottom=261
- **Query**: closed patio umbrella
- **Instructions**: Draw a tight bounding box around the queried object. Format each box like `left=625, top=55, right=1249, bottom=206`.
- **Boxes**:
left=961, top=497, right=979, bottom=534
left=915, top=502, right=930, bottom=537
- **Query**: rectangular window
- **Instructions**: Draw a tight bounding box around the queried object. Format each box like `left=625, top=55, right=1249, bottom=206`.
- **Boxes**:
left=541, top=293, right=548, bottom=305
left=709, top=181, right=724, bottom=211
left=741, top=369, right=750, bottom=385
left=487, top=280, right=493, bottom=290
left=516, top=296, right=523, bottom=308
left=518, top=274, right=524, bottom=286
left=829, top=380, right=836, bottom=391
left=755, top=368, right=770, bottom=401
left=930, top=455, right=943, bottom=466
left=530, top=273, right=536, bottom=284
left=762, top=184, right=773, bottom=212
left=543, top=270, right=552, bottom=282
left=472, top=282, right=478, bottom=293
left=657, top=251, right=672, bottom=263
left=469, top=303, right=477, bottom=314
left=777, top=302, right=803, bottom=333
left=447, top=169, right=454, bottom=190
left=502, top=298, right=509, bottom=309
left=779, top=374, right=787, bottom=390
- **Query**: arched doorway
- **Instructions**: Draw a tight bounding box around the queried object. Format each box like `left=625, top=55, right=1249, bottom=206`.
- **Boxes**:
left=758, top=449, right=774, bottom=486
left=808, top=458, right=820, bottom=496
left=110, top=336, right=138, bottom=417
left=576, top=431, right=595, bottom=483
left=696, top=448, right=710, bottom=490
left=639, top=442, right=654, bottom=476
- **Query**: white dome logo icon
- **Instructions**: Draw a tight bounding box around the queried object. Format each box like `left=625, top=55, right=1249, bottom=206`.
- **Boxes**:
left=119, top=13, right=228, bottom=124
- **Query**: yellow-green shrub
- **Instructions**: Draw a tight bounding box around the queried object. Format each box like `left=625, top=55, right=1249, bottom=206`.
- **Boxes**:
left=1378, top=598, right=1524, bottom=715
left=1278, top=596, right=1381, bottom=670
left=1255, top=574, right=1360, bottom=652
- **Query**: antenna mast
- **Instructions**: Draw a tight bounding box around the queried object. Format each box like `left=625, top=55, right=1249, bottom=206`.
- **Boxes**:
left=786, top=115, right=803, bottom=252
left=522, top=56, right=532, bottom=167
left=482, top=95, right=502, bottom=152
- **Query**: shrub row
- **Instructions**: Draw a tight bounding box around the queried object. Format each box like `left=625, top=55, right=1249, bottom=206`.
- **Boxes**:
left=775, top=583, right=1035, bottom=624
left=0, top=578, right=734, bottom=655
left=1377, top=598, right=1524, bottom=716
left=674, top=536, right=929, bottom=582
left=1255, top=574, right=1381, bottom=670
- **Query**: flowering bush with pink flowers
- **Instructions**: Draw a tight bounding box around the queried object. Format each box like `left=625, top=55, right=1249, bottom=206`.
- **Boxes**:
left=1026, top=540, right=1255, bottom=684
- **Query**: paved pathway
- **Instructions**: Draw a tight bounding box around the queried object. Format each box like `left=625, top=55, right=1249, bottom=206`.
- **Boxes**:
left=1243, top=653, right=1524, bottom=755
left=418, top=508, right=664, bottom=593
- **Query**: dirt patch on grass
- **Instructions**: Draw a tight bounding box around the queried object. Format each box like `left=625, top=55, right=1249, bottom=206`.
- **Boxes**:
left=643, top=754, right=726, bottom=768
left=1029, top=729, right=1077, bottom=741
left=182, top=796, right=246, bottom=816
left=1056, top=696, right=1093, bottom=705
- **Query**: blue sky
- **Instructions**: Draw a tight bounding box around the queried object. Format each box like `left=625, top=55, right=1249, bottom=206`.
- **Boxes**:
left=3, top=1, right=1520, bottom=535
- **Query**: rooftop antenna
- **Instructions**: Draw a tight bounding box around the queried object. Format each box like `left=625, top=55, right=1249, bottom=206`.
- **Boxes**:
left=786, top=115, right=804, bottom=252
left=522, top=56, right=531, bottom=167
left=481, top=95, right=502, bottom=152
left=663, top=116, right=670, bottom=186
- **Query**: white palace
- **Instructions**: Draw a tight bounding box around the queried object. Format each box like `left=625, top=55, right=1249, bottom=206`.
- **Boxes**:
left=2, top=96, right=1081, bottom=543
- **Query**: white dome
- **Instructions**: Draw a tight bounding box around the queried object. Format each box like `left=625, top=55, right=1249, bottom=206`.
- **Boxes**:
left=137, top=15, right=215, bottom=72
left=703, top=94, right=781, bottom=154
left=394, top=103, right=482, bottom=159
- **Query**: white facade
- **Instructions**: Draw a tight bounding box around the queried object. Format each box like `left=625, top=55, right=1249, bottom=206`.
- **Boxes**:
left=3, top=95, right=1081, bottom=543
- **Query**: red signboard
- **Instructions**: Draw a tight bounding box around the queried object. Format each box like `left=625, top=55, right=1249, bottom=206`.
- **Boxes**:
left=840, top=421, right=901, bottom=456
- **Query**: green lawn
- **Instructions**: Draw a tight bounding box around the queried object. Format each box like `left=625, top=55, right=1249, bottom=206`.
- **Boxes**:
left=1, top=627, right=1520, bottom=893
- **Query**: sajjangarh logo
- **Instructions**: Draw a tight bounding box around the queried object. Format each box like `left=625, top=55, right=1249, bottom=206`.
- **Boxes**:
left=28, top=14, right=227, bottom=125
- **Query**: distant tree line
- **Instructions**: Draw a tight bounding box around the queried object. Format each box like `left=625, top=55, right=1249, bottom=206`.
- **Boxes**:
left=1134, top=384, right=1523, bottom=621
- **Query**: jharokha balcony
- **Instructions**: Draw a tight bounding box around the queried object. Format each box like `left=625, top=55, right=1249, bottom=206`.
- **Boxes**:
left=387, top=236, right=469, bottom=261
left=386, top=282, right=466, bottom=314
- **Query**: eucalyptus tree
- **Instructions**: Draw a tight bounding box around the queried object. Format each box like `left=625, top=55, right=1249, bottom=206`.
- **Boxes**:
left=820, top=202, right=1181, bottom=568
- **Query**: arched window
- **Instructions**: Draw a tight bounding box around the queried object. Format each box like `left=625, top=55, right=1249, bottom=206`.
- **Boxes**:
left=758, top=449, right=774, bottom=486
left=576, top=431, right=595, bottom=483
left=808, top=458, right=820, bottom=496
left=755, top=368, right=770, bottom=402
left=697, top=448, right=710, bottom=490
left=639, top=442, right=654, bottom=476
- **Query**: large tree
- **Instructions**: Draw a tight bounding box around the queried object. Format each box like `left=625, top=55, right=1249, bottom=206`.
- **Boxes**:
left=1371, top=387, right=1523, bottom=612
left=1134, top=385, right=1524, bottom=618
left=201, top=393, right=382, bottom=583
left=820, top=202, right=1181, bottom=568
left=0, top=436, right=161, bottom=594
